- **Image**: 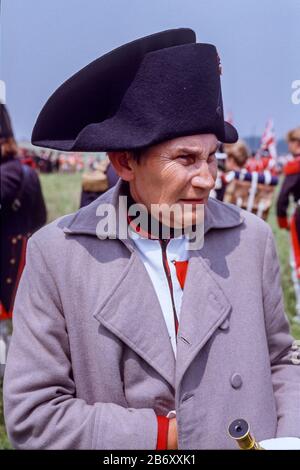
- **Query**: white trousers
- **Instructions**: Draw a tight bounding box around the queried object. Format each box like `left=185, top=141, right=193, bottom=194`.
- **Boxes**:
left=0, top=320, right=11, bottom=378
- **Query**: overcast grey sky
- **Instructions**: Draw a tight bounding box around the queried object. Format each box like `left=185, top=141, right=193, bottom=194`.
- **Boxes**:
left=1, top=0, right=299, bottom=141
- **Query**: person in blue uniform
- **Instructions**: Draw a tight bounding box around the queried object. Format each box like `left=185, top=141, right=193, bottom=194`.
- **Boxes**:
left=0, top=104, right=47, bottom=319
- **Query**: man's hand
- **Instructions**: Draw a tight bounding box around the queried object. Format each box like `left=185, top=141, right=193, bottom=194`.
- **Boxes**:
left=167, top=418, right=178, bottom=449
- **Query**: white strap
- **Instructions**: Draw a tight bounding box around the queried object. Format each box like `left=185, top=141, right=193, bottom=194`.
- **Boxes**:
left=247, top=172, right=258, bottom=212
left=257, top=200, right=265, bottom=219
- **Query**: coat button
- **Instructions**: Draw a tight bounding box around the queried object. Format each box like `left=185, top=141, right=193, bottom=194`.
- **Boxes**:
left=6, top=277, right=12, bottom=284
left=12, top=238, right=17, bottom=244
left=10, top=258, right=16, bottom=265
left=230, top=373, right=243, bottom=389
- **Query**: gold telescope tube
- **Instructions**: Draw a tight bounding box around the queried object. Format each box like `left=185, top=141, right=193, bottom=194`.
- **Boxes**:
left=228, top=419, right=264, bottom=450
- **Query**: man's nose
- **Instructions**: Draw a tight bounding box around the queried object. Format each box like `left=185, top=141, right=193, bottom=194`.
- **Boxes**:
left=191, top=163, right=215, bottom=190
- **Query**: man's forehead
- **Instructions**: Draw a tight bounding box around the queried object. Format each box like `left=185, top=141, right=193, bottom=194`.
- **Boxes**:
left=167, top=134, right=219, bottom=152
left=173, top=144, right=220, bottom=154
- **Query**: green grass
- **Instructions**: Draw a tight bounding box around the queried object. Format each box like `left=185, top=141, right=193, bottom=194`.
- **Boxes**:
left=267, top=184, right=300, bottom=339
left=0, top=381, right=11, bottom=449
left=40, top=172, right=82, bottom=223
left=0, top=173, right=299, bottom=448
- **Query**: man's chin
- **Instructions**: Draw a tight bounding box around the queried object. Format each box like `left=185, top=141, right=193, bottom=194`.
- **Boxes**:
left=177, top=198, right=207, bottom=206
left=165, top=211, right=205, bottom=230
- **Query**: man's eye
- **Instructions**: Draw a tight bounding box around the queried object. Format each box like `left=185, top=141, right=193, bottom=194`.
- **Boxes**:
left=176, top=155, right=194, bottom=164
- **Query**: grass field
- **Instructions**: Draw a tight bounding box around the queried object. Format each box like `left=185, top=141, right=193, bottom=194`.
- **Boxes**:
left=0, top=172, right=299, bottom=449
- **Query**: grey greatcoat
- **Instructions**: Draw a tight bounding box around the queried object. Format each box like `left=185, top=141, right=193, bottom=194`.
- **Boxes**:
left=3, top=179, right=300, bottom=449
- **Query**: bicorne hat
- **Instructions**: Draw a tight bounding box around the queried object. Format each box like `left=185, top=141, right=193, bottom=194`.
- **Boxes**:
left=0, top=104, right=14, bottom=140
left=32, top=28, right=238, bottom=151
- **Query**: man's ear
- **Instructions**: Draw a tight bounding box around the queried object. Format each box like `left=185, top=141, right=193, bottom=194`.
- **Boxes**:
left=107, top=151, right=135, bottom=181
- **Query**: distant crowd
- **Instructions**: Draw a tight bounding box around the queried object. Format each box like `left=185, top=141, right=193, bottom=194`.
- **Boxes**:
left=18, top=146, right=105, bottom=174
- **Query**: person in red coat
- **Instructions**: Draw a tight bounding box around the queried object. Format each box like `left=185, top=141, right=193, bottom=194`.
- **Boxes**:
left=277, top=126, right=300, bottom=322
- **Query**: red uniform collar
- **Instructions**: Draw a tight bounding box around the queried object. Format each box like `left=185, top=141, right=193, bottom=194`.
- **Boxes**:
left=284, top=156, right=300, bottom=176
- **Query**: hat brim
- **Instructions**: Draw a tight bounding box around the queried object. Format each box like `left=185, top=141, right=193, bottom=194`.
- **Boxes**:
left=33, top=120, right=239, bottom=152
left=223, top=121, right=238, bottom=144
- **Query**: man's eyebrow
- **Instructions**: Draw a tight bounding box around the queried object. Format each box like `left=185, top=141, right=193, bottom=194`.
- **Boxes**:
left=174, top=143, right=220, bottom=156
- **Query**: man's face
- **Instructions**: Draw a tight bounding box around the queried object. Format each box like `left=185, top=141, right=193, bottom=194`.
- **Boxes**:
left=127, top=134, right=218, bottom=226
left=288, top=134, right=300, bottom=157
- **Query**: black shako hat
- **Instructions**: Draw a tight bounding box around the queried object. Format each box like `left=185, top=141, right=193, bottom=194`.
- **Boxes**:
left=0, top=104, right=14, bottom=140
left=32, top=28, right=238, bottom=151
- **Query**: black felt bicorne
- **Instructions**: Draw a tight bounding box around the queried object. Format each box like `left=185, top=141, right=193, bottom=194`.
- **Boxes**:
left=32, top=28, right=238, bottom=151
left=0, top=104, right=14, bottom=140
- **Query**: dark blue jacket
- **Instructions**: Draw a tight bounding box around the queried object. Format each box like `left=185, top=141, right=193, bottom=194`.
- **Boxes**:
left=0, top=156, right=47, bottom=315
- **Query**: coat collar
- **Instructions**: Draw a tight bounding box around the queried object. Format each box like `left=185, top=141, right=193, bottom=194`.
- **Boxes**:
left=63, top=178, right=245, bottom=239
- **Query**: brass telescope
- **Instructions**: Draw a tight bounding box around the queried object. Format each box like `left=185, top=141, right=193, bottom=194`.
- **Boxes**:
left=228, top=419, right=264, bottom=450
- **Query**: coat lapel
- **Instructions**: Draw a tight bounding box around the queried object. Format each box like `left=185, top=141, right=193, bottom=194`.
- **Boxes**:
left=91, top=251, right=176, bottom=389
left=174, top=198, right=243, bottom=390
left=175, top=250, right=232, bottom=390
left=62, top=180, right=176, bottom=388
